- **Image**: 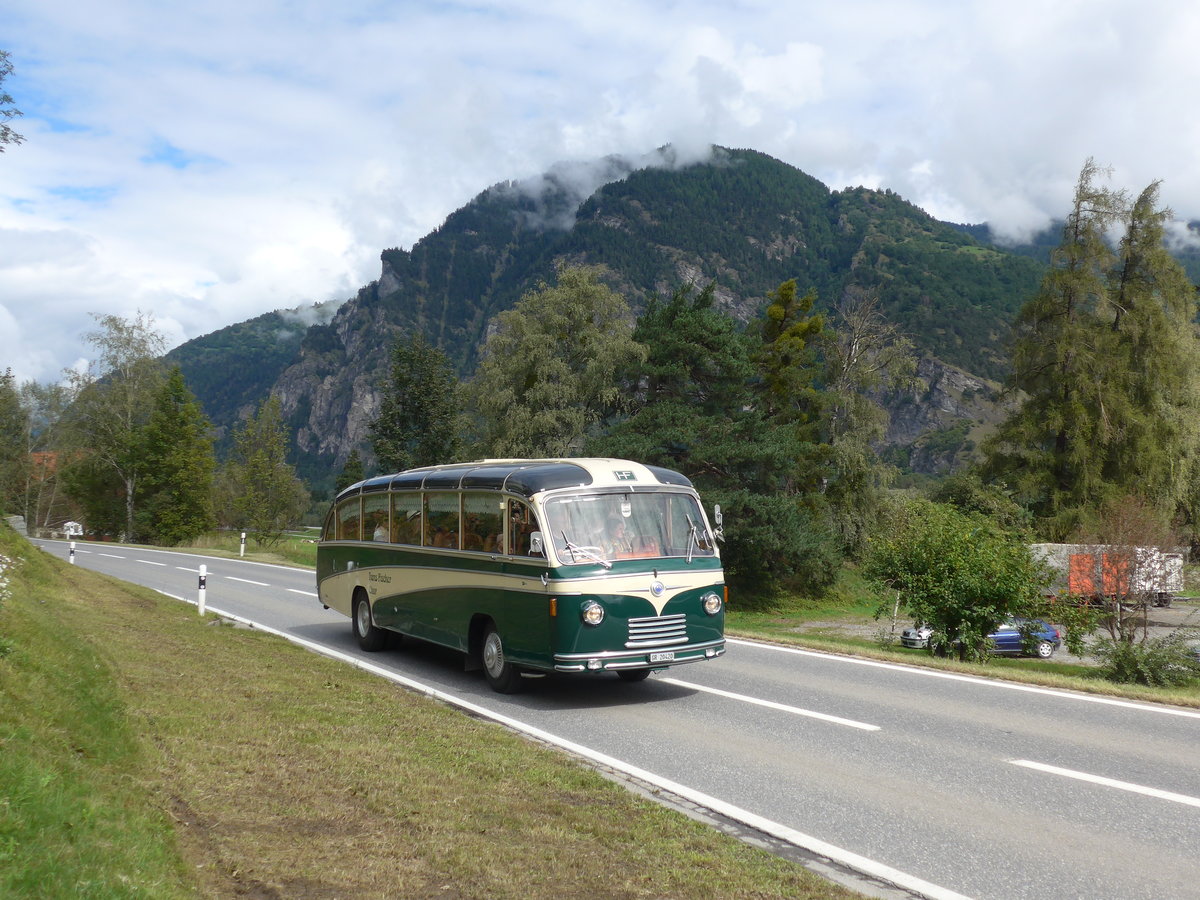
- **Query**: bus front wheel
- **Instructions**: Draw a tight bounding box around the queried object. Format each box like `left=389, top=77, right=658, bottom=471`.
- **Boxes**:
left=617, top=669, right=651, bottom=683
left=353, top=593, right=390, bottom=652
left=481, top=625, right=523, bottom=693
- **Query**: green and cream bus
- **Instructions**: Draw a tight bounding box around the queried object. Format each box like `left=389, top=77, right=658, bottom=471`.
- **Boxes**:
left=316, top=458, right=726, bottom=692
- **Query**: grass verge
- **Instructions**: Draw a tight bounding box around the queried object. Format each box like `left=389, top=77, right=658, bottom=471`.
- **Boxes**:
left=0, top=526, right=861, bottom=899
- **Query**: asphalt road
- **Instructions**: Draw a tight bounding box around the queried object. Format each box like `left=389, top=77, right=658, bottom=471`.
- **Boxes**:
left=33, top=539, right=1200, bottom=900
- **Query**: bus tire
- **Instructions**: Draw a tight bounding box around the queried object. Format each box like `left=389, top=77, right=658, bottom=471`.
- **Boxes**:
left=353, top=592, right=390, bottom=652
left=617, top=669, right=651, bottom=683
left=481, top=624, right=523, bottom=693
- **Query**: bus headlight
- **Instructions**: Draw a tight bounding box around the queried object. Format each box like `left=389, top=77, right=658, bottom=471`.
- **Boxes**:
left=702, top=592, right=722, bottom=615
left=581, top=601, right=605, bottom=626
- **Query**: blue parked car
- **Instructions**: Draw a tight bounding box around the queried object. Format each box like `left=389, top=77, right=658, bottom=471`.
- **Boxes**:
left=901, top=618, right=1063, bottom=658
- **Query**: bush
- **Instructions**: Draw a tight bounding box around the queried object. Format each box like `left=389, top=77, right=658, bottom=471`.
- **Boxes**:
left=714, top=491, right=843, bottom=604
left=1091, top=632, right=1200, bottom=686
left=864, top=498, right=1050, bottom=661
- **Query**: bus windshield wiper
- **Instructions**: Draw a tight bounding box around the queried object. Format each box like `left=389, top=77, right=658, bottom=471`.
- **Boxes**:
left=561, top=532, right=612, bottom=569
left=685, top=515, right=698, bottom=563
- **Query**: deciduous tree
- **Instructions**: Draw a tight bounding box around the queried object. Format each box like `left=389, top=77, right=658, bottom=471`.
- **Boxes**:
left=468, top=264, right=645, bottom=458
left=61, top=312, right=167, bottom=540
left=820, top=288, right=917, bottom=552
left=865, top=499, right=1051, bottom=661
left=15, top=380, right=72, bottom=531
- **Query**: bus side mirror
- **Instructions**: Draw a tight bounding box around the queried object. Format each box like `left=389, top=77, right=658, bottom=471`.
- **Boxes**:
left=713, top=505, right=724, bottom=542
left=529, top=532, right=545, bottom=557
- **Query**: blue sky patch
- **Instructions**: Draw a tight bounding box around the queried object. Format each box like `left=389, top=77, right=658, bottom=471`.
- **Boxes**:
left=47, top=184, right=118, bottom=205
left=140, top=139, right=218, bottom=170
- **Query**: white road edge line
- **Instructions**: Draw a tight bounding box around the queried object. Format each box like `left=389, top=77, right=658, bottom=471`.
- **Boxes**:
left=728, top=637, right=1200, bottom=720
left=1011, top=759, right=1200, bottom=808
left=660, top=678, right=880, bottom=731
left=225, top=576, right=270, bottom=586
left=155, top=590, right=970, bottom=900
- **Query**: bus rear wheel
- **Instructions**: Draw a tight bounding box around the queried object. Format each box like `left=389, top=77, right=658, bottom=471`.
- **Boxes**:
left=481, top=625, right=523, bottom=693
left=353, top=593, right=390, bottom=652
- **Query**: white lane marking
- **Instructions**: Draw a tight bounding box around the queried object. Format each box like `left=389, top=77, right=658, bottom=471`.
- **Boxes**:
left=288, top=589, right=319, bottom=597
left=226, top=576, right=270, bottom=587
left=661, top=678, right=880, bottom=731
left=1011, top=760, right=1200, bottom=808
left=157, top=593, right=968, bottom=900
left=176, top=566, right=200, bottom=573
left=137, top=559, right=167, bottom=567
left=37, top=538, right=307, bottom=573
left=99, top=553, right=126, bottom=559
left=727, top=638, right=1200, bottom=720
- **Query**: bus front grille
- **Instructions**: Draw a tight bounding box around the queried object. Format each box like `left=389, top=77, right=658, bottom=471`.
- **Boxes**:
left=626, top=613, right=688, bottom=649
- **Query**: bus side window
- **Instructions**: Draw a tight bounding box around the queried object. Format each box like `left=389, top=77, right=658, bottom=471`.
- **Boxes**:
left=336, top=497, right=361, bottom=541
left=425, top=492, right=459, bottom=549
left=463, top=492, right=502, bottom=553
left=391, top=492, right=421, bottom=545
left=363, top=493, right=389, bottom=542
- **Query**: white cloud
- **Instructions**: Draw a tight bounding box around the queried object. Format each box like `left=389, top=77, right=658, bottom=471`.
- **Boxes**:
left=2, top=0, right=1199, bottom=385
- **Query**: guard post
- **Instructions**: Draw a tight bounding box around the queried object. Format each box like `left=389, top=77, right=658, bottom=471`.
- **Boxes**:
left=198, top=564, right=207, bottom=616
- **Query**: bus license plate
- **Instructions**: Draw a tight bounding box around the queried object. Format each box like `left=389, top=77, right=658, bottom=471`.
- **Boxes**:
left=649, top=651, right=675, bottom=663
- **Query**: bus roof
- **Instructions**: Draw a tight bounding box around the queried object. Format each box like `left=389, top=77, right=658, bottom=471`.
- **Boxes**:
left=335, top=458, right=693, bottom=503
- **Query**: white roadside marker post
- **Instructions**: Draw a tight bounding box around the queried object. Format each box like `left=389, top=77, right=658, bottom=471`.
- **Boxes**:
left=198, top=564, right=207, bottom=616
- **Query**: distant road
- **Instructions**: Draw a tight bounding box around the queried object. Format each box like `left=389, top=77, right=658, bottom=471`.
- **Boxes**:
left=33, top=538, right=1200, bottom=900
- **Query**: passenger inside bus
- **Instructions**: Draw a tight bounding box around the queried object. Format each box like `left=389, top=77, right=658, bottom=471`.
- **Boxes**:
left=508, top=500, right=539, bottom=556
left=462, top=515, right=484, bottom=551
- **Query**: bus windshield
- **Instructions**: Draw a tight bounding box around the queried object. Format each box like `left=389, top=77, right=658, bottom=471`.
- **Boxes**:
left=543, top=491, right=715, bottom=564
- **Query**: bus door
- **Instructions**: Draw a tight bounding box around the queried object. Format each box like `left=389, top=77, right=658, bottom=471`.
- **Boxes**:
left=500, top=498, right=551, bottom=655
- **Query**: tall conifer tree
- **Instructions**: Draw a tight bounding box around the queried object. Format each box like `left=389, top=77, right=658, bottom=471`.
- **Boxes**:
left=228, top=395, right=309, bottom=546
left=136, top=367, right=216, bottom=544
left=982, top=162, right=1200, bottom=539
left=370, top=333, right=462, bottom=472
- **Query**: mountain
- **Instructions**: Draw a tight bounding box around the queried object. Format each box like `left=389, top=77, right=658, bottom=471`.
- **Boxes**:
left=170, top=147, right=1054, bottom=494
left=164, top=302, right=338, bottom=456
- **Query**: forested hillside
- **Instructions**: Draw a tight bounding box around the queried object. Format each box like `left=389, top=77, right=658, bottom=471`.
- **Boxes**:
left=170, top=147, right=1053, bottom=490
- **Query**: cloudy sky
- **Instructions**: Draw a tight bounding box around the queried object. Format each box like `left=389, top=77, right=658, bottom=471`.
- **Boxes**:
left=3, top=0, right=1199, bottom=386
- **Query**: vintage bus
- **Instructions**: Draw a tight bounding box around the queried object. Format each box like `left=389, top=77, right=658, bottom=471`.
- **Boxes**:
left=316, top=458, right=726, bottom=692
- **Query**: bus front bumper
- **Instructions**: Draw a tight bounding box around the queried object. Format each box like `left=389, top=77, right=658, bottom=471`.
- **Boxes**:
left=553, top=639, right=726, bottom=673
